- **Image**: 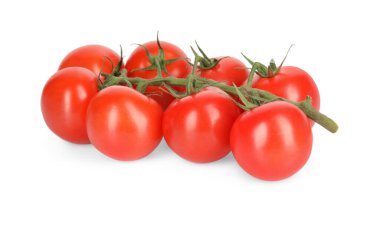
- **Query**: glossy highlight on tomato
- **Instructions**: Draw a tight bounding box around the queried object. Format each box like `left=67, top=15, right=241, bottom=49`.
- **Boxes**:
left=230, top=101, right=313, bottom=181
left=163, top=87, right=242, bottom=163
left=41, top=67, right=98, bottom=144
left=59, top=45, right=122, bottom=76
left=86, top=86, right=163, bottom=161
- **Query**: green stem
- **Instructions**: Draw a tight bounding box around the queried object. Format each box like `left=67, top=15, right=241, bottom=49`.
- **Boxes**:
left=154, top=57, right=163, bottom=78
left=99, top=75, right=338, bottom=133
left=294, top=99, right=338, bottom=132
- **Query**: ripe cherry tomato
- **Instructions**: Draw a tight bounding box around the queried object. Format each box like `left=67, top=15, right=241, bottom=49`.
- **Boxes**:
left=230, top=101, right=313, bottom=181
left=125, top=41, right=191, bottom=109
left=252, top=66, right=320, bottom=111
left=41, top=67, right=98, bottom=144
left=59, top=45, right=122, bottom=76
left=199, top=57, right=249, bottom=86
left=163, top=87, right=242, bottom=163
left=86, top=86, right=163, bottom=161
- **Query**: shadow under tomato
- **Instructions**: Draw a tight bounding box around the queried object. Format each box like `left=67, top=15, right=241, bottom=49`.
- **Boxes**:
left=143, top=139, right=175, bottom=161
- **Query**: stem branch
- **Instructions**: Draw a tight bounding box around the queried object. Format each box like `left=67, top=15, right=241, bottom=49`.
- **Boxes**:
left=100, top=74, right=338, bottom=133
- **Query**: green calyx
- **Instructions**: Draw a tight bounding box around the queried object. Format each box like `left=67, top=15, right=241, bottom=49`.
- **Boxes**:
left=99, top=69, right=131, bottom=90
left=97, top=46, right=127, bottom=90
left=190, top=41, right=226, bottom=70
left=131, top=34, right=187, bottom=77
left=242, top=44, right=294, bottom=78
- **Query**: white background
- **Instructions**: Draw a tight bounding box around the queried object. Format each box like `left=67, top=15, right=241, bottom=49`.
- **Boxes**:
left=1, top=0, right=379, bottom=224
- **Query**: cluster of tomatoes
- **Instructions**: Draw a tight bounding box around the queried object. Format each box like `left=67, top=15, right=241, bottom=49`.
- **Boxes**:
left=41, top=39, right=322, bottom=181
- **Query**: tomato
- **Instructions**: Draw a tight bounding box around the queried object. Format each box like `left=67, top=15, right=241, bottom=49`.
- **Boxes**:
left=199, top=57, right=249, bottom=86
left=59, top=45, right=122, bottom=76
left=252, top=66, right=320, bottom=111
left=163, top=87, right=242, bottom=163
left=86, top=86, right=163, bottom=161
left=41, top=67, right=98, bottom=144
left=230, top=101, right=313, bottom=181
left=125, top=41, right=191, bottom=109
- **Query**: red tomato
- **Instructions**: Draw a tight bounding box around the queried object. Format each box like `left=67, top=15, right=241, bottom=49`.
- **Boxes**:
left=163, top=87, right=242, bottom=163
left=86, top=86, right=163, bottom=161
left=41, top=67, right=98, bottom=144
left=125, top=41, right=191, bottom=109
left=59, top=45, right=122, bottom=76
left=230, top=101, right=313, bottom=181
left=252, top=66, right=320, bottom=111
left=199, top=57, right=249, bottom=86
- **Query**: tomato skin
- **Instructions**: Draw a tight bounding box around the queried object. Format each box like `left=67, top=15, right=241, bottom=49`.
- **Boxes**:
left=125, top=41, right=191, bottom=109
left=230, top=101, right=313, bottom=181
left=253, top=66, right=320, bottom=111
left=59, top=45, right=122, bottom=76
left=163, top=87, right=242, bottom=163
left=199, top=57, right=249, bottom=86
left=86, top=86, right=163, bottom=161
left=41, top=67, right=98, bottom=144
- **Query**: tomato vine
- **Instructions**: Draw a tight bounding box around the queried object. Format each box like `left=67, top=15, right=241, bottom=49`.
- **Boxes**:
left=99, top=65, right=337, bottom=133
